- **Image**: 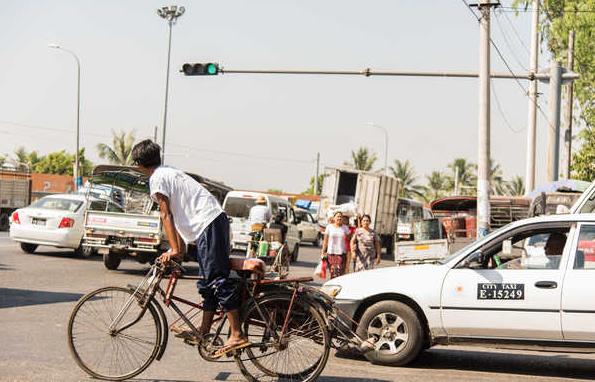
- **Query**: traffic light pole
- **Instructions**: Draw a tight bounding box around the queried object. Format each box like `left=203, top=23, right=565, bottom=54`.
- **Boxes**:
left=161, top=20, right=173, bottom=164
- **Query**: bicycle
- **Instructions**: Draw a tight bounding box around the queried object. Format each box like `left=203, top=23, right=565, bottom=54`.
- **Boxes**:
left=67, top=259, right=330, bottom=382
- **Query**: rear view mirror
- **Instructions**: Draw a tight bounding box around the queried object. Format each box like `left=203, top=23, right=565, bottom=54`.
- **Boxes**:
left=459, top=250, right=487, bottom=269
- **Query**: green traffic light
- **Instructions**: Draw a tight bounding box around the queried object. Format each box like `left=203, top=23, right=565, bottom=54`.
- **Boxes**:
left=206, top=63, right=218, bottom=75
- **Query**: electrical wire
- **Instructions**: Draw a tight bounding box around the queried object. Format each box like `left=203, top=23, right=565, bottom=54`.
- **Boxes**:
left=493, top=11, right=529, bottom=70
left=491, top=80, right=524, bottom=133
left=501, top=9, right=531, bottom=55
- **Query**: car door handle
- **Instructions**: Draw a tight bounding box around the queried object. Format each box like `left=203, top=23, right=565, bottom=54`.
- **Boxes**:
left=535, top=281, right=558, bottom=289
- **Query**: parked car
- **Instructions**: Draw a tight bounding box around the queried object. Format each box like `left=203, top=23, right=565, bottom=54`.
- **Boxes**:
left=294, top=208, right=321, bottom=247
left=9, top=193, right=94, bottom=256
left=322, top=213, right=595, bottom=366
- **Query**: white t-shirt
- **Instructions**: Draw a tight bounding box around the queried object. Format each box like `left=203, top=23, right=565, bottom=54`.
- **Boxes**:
left=150, top=166, right=223, bottom=243
left=249, top=204, right=271, bottom=225
left=326, top=224, right=347, bottom=255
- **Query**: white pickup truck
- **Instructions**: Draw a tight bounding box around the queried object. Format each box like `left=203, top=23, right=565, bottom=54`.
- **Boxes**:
left=82, top=166, right=165, bottom=270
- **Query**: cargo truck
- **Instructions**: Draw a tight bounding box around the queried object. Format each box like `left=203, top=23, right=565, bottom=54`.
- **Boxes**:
left=0, top=167, right=31, bottom=231
left=318, top=167, right=400, bottom=254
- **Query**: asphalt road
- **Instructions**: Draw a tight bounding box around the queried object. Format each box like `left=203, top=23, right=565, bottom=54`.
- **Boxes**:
left=2, top=232, right=595, bottom=382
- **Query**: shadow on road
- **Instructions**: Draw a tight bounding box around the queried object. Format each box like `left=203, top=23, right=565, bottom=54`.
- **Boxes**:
left=0, top=263, right=15, bottom=271
left=0, top=287, right=84, bottom=309
left=408, top=347, right=595, bottom=380
left=319, top=377, right=391, bottom=382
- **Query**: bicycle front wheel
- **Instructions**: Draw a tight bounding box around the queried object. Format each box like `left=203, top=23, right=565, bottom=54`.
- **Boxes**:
left=67, top=286, right=161, bottom=381
left=235, top=294, right=330, bottom=382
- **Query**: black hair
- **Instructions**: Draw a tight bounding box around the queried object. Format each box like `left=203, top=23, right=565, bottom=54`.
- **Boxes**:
left=132, top=139, right=161, bottom=168
left=361, top=214, right=372, bottom=221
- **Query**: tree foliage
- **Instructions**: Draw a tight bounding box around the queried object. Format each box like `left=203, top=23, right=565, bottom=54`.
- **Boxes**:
left=424, top=171, right=448, bottom=201
left=572, top=128, right=595, bottom=180
left=346, top=147, right=377, bottom=171
left=390, top=159, right=424, bottom=199
left=303, top=174, right=326, bottom=195
left=97, top=130, right=137, bottom=166
left=32, top=149, right=93, bottom=176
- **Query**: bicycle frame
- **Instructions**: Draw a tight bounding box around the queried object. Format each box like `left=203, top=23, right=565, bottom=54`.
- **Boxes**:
left=107, top=262, right=309, bottom=362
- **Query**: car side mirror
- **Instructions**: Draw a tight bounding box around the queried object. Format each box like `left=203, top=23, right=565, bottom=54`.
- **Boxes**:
left=459, top=250, right=487, bottom=269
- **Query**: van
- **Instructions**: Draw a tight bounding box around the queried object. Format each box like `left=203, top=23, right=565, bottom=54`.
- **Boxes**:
left=222, top=191, right=301, bottom=261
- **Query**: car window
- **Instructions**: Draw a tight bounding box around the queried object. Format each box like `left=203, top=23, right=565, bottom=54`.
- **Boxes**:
left=461, top=226, right=570, bottom=270
left=223, top=197, right=256, bottom=218
left=573, top=225, right=595, bottom=269
left=31, top=197, right=83, bottom=212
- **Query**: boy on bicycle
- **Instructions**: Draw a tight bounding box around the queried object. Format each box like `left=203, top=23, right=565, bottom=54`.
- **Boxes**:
left=132, top=139, right=252, bottom=357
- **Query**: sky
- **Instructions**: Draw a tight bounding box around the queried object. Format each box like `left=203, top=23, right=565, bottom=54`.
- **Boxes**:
left=0, top=0, right=574, bottom=193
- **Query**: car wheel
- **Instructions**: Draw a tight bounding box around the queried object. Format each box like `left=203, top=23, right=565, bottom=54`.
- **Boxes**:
left=356, top=300, right=424, bottom=366
left=103, top=252, right=122, bottom=270
left=290, top=242, right=299, bottom=263
left=75, top=245, right=95, bottom=258
left=20, top=243, right=38, bottom=254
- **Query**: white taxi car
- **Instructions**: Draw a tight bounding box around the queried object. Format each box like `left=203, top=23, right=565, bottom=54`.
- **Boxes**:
left=10, top=194, right=90, bottom=256
left=322, top=213, right=595, bottom=366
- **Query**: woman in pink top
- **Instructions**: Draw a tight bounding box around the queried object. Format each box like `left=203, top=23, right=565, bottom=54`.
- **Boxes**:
left=322, top=211, right=348, bottom=278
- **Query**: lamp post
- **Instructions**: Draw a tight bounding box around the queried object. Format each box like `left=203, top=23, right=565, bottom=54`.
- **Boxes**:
left=157, top=5, right=185, bottom=164
left=49, top=43, right=81, bottom=190
left=368, top=122, right=389, bottom=176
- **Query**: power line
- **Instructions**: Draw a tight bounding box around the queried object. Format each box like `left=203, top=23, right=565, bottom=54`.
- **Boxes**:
left=493, top=11, right=528, bottom=70
left=499, top=6, right=595, bottom=13
left=501, top=9, right=531, bottom=55
left=491, top=80, right=524, bottom=133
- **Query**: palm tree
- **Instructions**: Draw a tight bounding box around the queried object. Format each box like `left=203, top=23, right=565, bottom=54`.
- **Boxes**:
left=447, top=158, right=475, bottom=195
left=12, top=147, right=40, bottom=172
left=504, top=175, right=525, bottom=196
left=390, top=159, right=424, bottom=199
left=346, top=147, right=377, bottom=171
left=97, top=130, right=136, bottom=165
left=424, top=171, right=448, bottom=201
left=489, top=160, right=505, bottom=195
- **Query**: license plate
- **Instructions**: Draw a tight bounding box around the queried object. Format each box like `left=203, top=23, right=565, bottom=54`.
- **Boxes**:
left=32, top=218, right=46, bottom=226
left=477, top=283, right=524, bottom=300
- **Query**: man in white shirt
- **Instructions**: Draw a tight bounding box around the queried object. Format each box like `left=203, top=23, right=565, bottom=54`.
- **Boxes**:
left=248, top=195, right=271, bottom=226
left=132, top=139, right=250, bottom=357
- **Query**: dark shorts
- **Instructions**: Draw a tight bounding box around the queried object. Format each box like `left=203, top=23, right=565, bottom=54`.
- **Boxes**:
left=195, top=212, right=239, bottom=312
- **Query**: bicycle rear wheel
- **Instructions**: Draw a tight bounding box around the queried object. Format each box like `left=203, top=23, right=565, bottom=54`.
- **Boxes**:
left=67, top=286, right=161, bottom=381
left=235, top=294, right=330, bottom=382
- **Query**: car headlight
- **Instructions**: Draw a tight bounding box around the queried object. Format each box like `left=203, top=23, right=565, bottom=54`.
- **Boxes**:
left=320, top=285, right=342, bottom=299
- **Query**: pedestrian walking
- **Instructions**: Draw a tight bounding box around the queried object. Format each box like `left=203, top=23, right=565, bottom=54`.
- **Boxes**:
left=322, top=211, right=348, bottom=278
left=350, top=214, right=381, bottom=272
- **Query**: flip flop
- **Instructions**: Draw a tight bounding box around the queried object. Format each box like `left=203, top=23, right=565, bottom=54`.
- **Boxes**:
left=212, top=339, right=251, bottom=358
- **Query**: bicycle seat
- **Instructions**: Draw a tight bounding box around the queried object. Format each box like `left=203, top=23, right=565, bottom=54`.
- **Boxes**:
left=231, top=258, right=265, bottom=278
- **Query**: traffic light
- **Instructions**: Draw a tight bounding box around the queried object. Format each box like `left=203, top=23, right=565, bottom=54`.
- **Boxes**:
left=181, top=63, right=219, bottom=76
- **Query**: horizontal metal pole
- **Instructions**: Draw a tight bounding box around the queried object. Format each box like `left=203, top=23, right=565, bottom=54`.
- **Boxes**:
left=219, top=67, right=579, bottom=81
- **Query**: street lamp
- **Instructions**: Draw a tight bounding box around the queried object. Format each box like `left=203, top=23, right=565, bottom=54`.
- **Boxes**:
left=157, top=5, right=185, bottom=164
left=49, top=43, right=81, bottom=191
left=368, top=122, right=389, bottom=176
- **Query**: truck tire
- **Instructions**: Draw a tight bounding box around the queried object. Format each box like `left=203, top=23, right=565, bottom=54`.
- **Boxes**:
left=290, top=242, right=300, bottom=263
left=103, top=252, right=122, bottom=270
left=356, top=300, right=424, bottom=366
left=20, top=243, right=38, bottom=254
left=0, top=213, right=10, bottom=231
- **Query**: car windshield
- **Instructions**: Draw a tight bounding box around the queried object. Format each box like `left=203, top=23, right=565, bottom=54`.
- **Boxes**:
left=224, top=197, right=256, bottom=218
left=30, top=197, right=83, bottom=212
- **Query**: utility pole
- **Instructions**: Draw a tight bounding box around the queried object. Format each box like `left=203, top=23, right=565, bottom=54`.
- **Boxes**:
left=562, top=30, right=575, bottom=179
left=524, top=0, right=539, bottom=192
left=546, top=61, right=563, bottom=182
left=476, top=0, right=498, bottom=238
left=314, top=152, right=320, bottom=195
